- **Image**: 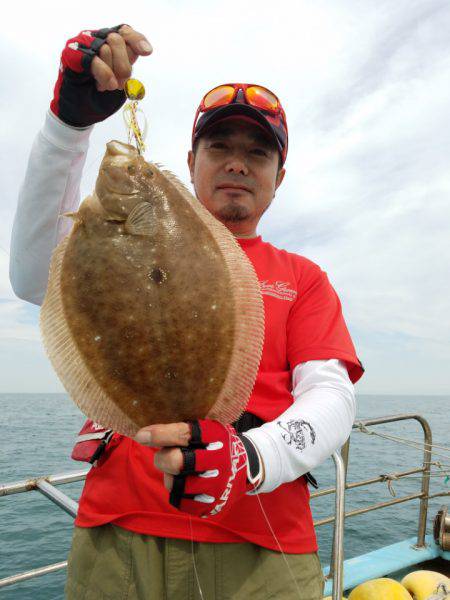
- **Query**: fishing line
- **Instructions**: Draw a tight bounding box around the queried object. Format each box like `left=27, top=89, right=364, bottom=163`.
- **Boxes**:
left=253, top=490, right=303, bottom=599
left=189, top=516, right=206, bottom=600
left=224, top=427, right=302, bottom=598
left=237, top=428, right=302, bottom=598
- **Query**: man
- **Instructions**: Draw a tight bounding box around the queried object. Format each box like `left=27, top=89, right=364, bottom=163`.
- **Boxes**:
left=10, top=24, right=363, bottom=600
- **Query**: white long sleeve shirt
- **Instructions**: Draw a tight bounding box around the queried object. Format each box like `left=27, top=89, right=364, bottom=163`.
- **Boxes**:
left=9, top=111, right=356, bottom=492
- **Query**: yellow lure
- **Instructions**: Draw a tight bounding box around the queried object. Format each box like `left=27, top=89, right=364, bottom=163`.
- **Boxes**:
left=125, top=78, right=145, bottom=101
left=123, top=78, right=147, bottom=155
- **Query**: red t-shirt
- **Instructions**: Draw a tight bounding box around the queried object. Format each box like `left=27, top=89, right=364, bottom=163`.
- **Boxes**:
left=75, top=236, right=363, bottom=553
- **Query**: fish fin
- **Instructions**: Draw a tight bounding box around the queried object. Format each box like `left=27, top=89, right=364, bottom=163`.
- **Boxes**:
left=161, top=168, right=193, bottom=197
left=61, top=211, right=81, bottom=222
left=40, top=237, right=137, bottom=437
left=124, top=201, right=156, bottom=236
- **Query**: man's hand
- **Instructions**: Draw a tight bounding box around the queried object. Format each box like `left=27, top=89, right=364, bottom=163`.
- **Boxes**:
left=134, top=420, right=263, bottom=518
left=50, top=24, right=152, bottom=128
left=90, top=25, right=152, bottom=91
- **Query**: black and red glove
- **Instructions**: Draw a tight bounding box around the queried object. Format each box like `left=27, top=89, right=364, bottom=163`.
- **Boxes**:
left=169, top=420, right=263, bottom=518
left=50, top=25, right=127, bottom=128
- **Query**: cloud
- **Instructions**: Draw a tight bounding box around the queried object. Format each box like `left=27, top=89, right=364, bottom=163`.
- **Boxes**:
left=1, top=0, right=449, bottom=393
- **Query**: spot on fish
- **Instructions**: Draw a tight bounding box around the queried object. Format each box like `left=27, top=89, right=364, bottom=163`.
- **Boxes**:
left=211, top=304, right=217, bottom=310
left=94, top=335, right=101, bottom=342
left=132, top=399, right=139, bottom=406
left=149, top=267, right=167, bottom=285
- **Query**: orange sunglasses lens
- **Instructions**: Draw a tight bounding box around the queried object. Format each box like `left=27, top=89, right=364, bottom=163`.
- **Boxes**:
left=203, top=85, right=236, bottom=109
left=246, top=86, right=279, bottom=112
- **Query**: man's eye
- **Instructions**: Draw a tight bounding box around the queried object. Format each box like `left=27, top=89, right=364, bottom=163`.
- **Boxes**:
left=251, top=148, right=269, bottom=157
left=209, top=142, right=227, bottom=149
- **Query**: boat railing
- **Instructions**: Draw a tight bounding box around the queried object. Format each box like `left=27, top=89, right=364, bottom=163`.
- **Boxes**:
left=0, top=413, right=441, bottom=599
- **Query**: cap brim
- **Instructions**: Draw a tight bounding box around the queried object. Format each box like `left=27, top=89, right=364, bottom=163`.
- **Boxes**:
left=193, top=103, right=283, bottom=155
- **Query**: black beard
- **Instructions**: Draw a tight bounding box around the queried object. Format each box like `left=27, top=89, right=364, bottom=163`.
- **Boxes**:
left=216, top=204, right=250, bottom=222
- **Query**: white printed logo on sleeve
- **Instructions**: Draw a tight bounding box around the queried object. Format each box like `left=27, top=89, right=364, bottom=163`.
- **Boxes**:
left=277, top=419, right=316, bottom=451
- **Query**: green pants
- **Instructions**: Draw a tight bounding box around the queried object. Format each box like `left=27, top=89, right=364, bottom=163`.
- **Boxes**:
left=65, top=524, right=325, bottom=600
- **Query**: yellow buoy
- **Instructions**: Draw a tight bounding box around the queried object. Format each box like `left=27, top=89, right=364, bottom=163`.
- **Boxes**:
left=401, top=570, right=450, bottom=600
left=348, top=578, right=413, bottom=599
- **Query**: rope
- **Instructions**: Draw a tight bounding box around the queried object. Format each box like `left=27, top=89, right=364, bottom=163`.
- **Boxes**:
left=354, top=423, right=450, bottom=493
left=355, top=422, right=450, bottom=461
left=379, top=473, right=399, bottom=497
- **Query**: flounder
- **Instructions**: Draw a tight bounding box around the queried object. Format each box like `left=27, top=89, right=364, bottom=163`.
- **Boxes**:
left=40, top=141, right=264, bottom=436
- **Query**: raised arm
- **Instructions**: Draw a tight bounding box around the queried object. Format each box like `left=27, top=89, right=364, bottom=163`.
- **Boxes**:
left=9, top=24, right=152, bottom=305
left=10, top=114, right=92, bottom=305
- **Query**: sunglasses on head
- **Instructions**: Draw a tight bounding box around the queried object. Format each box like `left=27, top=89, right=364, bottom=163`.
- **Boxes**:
left=201, top=83, right=282, bottom=113
left=193, top=83, right=286, bottom=130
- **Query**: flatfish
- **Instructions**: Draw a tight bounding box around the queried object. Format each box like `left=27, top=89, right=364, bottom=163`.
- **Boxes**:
left=40, top=141, right=264, bottom=436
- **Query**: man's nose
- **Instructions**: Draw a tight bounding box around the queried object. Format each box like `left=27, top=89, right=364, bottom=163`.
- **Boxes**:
left=225, top=156, right=249, bottom=176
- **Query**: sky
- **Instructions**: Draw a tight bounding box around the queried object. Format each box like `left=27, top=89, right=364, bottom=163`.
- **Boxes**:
left=0, top=0, right=449, bottom=395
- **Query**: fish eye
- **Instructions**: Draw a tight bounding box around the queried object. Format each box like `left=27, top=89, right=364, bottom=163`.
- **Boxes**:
left=127, top=165, right=136, bottom=175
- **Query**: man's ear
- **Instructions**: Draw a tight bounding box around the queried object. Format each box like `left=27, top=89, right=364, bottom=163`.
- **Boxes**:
left=275, top=167, right=286, bottom=192
left=187, top=150, right=195, bottom=183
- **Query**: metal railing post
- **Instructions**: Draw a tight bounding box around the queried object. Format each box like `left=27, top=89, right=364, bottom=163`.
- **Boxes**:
left=330, top=449, right=347, bottom=600
left=327, top=438, right=350, bottom=583
left=414, top=416, right=432, bottom=547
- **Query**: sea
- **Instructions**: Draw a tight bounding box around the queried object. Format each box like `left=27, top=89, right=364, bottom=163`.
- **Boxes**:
left=0, top=394, right=449, bottom=599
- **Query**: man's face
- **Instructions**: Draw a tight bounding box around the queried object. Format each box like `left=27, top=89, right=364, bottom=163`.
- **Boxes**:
left=187, top=118, right=285, bottom=236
